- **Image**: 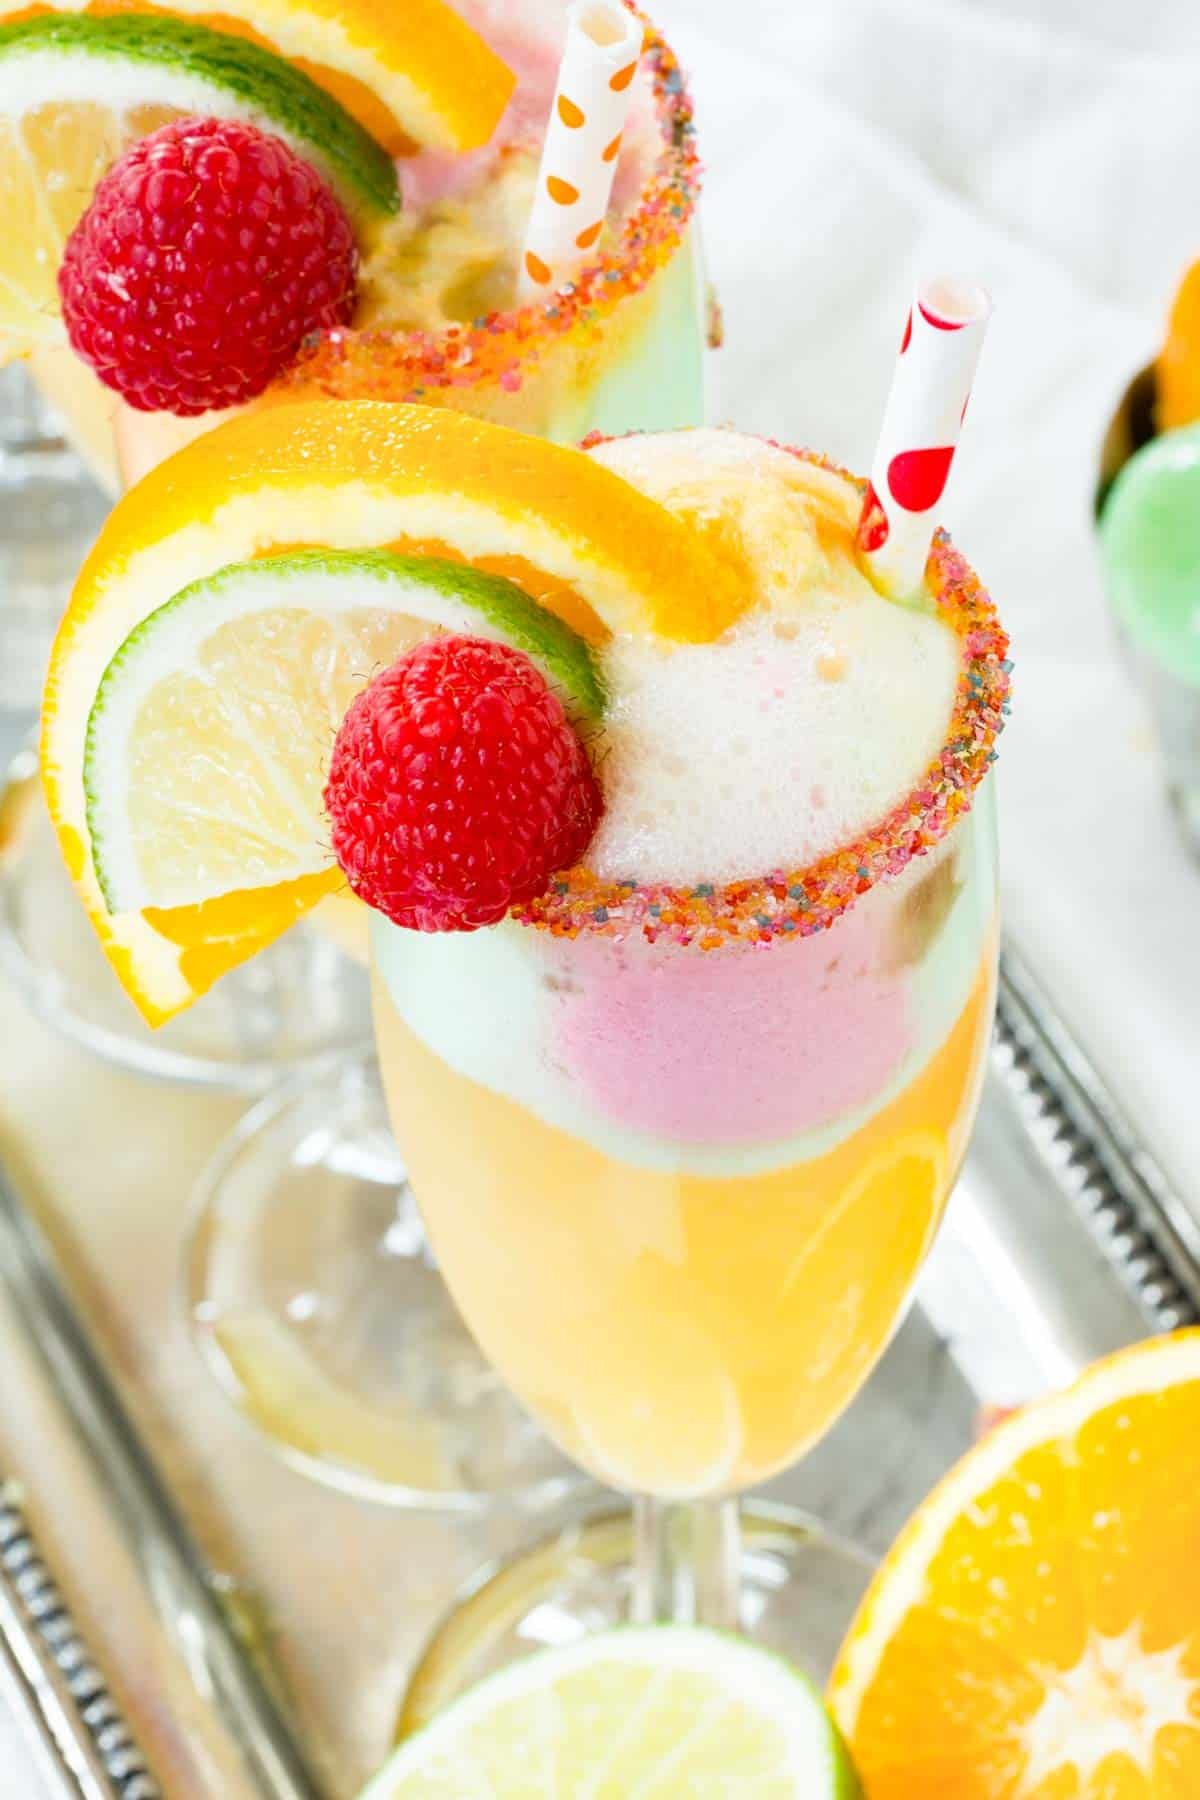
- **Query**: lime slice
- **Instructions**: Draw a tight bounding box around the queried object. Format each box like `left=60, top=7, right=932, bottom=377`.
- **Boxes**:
left=0, top=0, right=516, bottom=157
left=362, top=1628, right=862, bottom=1797
left=83, top=549, right=605, bottom=914
left=0, top=12, right=398, bottom=350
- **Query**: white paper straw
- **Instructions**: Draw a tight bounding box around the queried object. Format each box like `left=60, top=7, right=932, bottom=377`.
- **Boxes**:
left=519, top=0, right=644, bottom=298
left=857, top=277, right=992, bottom=597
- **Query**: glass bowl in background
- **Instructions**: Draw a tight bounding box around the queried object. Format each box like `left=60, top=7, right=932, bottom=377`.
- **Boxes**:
left=1097, top=360, right=1200, bottom=862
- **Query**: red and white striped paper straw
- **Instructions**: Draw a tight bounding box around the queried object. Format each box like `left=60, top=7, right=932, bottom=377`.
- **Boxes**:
left=519, top=0, right=644, bottom=298
left=857, top=277, right=992, bottom=596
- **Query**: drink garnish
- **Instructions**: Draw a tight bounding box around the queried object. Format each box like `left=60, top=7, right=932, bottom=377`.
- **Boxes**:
left=855, top=275, right=991, bottom=600
left=0, top=11, right=397, bottom=356
left=326, top=637, right=603, bottom=933
left=60, top=117, right=358, bottom=415
left=43, top=406, right=1008, bottom=1020
left=80, top=547, right=606, bottom=920
left=46, top=400, right=730, bottom=1018
left=519, top=0, right=643, bottom=297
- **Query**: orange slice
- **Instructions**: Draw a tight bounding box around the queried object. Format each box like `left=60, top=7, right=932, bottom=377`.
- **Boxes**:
left=1160, top=259, right=1200, bottom=432
left=42, top=398, right=753, bottom=1024
left=0, top=0, right=515, bottom=153
left=0, top=13, right=400, bottom=357
left=829, top=1330, right=1200, bottom=1797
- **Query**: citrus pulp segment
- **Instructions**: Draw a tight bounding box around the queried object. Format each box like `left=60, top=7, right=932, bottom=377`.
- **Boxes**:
left=829, top=1329, right=1200, bottom=1798
left=83, top=550, right=606, bottom=914
left=0, top=0, right=515, bottom=154
left=0, top=12, right=398, bottom=353
left=360, top=1628, right=862, bottom=1798
left=44, top=400, right=749, bottom=1022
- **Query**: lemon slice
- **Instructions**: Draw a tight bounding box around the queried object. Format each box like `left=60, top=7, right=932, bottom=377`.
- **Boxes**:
left=362, top=1628, right=862, bottom=1797
left=43, top=400, right=750, bottom=1024
left=83, top=549, right=605, bottom=913
left=0, top=12, right=399, bottom=354
left=0, top=0, right=514, bottom=154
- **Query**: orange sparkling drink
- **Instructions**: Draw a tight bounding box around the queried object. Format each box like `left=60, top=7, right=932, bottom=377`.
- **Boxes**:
left=370, top=435, right=1009, bottom=1501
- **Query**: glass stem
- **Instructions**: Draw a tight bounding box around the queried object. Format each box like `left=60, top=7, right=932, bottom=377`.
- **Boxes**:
left=1, top=364, right=57, bottom=453
left=631, top=1496, right=741, bottom=1631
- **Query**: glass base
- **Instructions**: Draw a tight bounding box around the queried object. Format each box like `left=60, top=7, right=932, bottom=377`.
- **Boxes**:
left=400, top=1504, right=877, bottom=1733
left=0, top=745, right=373, bottom=1090
left=1168, top=776, right=1200, bottom=866
left=183, top=1054, right=588, bottom=1513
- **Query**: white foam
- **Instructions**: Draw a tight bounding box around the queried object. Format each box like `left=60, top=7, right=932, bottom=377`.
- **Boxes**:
left=584, top=431, right=961, bottom=886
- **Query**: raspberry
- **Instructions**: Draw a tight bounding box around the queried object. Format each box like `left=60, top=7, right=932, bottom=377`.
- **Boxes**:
left=59, top=117, right=357, bottom=415
left=325, top=637, right=603, bottom=933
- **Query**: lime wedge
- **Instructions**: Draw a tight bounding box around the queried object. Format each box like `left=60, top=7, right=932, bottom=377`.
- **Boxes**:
left=83, top=549, right=605, bottom=914
left=0, top=0, right=516, bottom=157
left=0, top=12, right=398, bottom=349
left=362, top=1628, right=862, bottom=1797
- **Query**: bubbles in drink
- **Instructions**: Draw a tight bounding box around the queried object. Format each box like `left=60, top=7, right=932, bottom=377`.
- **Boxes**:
left=584, top=430, right=961, bottom=887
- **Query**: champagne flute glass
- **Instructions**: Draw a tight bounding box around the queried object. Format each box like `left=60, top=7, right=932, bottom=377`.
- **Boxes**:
left=367, top=516, right=1002, bottom=1703
left=5, top=1, right=708, bottom=1496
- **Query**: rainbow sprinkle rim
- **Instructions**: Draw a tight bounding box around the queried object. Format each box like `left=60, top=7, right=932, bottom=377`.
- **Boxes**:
left=280, top=6, right=699, bottom=405
left=513, top=446, right=1012, bottom=948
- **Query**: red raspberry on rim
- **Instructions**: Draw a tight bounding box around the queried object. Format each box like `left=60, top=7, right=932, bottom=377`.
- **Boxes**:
left=58, top=117, right=358, bottom=416
left=325, top=636, right=604, bottom=933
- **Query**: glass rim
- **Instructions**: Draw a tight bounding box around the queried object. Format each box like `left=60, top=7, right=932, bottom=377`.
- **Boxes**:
left=513, top=444, right=1012, bottom=947
left=279, top=6, right=700, bottom=406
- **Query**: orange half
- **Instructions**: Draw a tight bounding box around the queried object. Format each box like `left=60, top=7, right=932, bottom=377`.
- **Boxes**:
left=830, top=1330, right=1200, bottom=1797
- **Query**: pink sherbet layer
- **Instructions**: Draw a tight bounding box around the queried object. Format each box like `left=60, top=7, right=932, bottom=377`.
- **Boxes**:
left=555, top=905, right=913, bottom=1148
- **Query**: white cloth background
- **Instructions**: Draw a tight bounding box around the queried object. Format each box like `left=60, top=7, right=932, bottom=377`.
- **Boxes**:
left=4, top=3, right=1200, bottom=1790
left=653, top=0, right=1200, bottom=1209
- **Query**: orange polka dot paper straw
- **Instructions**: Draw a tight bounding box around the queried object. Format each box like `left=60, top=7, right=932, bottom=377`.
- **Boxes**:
left=519, top=0, right=645, bottom=298
left=857, top=276, right=992, bottom=598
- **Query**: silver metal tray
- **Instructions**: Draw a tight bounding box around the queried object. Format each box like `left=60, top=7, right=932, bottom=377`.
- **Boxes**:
left=0, top=936, right=1195, bottom=1798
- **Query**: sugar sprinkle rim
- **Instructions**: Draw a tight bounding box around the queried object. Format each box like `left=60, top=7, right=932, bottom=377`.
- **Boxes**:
left=513, top=444, right=1011, bottom=947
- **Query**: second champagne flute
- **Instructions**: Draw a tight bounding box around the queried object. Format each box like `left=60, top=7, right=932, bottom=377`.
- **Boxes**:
left=181, top=0, right=712, bottom=1508
left=20, top=0, right=712, bottom=1506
